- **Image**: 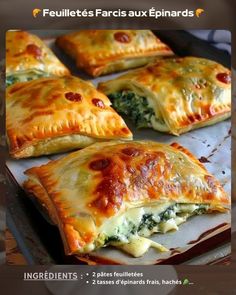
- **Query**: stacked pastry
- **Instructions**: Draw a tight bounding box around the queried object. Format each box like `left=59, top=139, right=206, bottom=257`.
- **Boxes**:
left=6, top=30, right=231, bottom=261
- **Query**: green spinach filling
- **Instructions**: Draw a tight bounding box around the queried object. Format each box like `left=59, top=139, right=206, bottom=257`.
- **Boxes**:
left=6, top=70, right=52, bottom=87
left=104, top=221, right=137, bottom=245
left=138, top=203, right=209, bottom=233
left=103, top=203, right=209, bottom=245
left=108, top=91, right=156, bottom=128
left=6, top=75, right=20, bottom=87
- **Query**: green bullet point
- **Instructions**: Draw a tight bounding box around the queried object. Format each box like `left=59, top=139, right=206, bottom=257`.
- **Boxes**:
left=182, top=278, right=189, bottom=285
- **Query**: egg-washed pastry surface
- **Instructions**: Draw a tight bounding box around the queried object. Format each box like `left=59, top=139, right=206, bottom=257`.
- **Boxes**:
left=6, top=76, right=132, bottom=159
left=23, top=141, right=229, bottom=258
left=98, top=57, right=231, bottom=135
left=6, top=30, right=70, bottom=86
left=56, top=30, right=174, bottom=77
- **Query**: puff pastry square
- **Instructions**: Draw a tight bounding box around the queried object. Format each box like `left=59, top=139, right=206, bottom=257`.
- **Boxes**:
left=23, top=141, right=229, bottom=257
left=98, top=57, right=231, bottom=135
left=6, top=76, right=132, bottom=158
left=6, top=30, right=70, bottom=86
left=56, top=30, right=174, bottom=77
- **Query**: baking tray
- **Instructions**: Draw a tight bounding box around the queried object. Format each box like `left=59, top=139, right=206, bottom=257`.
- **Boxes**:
left=6, top=30, right=231, bottom=265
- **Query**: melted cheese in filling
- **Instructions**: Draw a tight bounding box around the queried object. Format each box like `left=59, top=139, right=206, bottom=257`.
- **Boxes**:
left=6, top=70, right=52, bottom=86
left=99, top=202, right=173, bottom=242
left=150, top=115, right=169, bottom=132
left=97, top=202, right=209, bottom=257
left=124, top=84, right=170, bottom=132
left=117, top=236, right=168, bottom=257
left=145, top=95, right=170, bottom=132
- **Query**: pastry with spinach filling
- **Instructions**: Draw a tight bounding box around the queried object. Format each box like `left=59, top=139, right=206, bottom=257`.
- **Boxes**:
left=98, top=57, right=231, bottom=135
left=6, top=70, right=52, bottom=87
left=110, top=91, right=167, bottom=130
left=6, top=30, right=70, bottom=86
left=23, top=140, right=229, bottom=258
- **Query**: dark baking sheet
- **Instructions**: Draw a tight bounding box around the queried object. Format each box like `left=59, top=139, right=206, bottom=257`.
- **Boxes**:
left=6, top=30, right=231, bottom=265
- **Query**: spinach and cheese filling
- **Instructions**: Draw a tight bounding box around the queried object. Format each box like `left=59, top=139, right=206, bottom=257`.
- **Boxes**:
left=97, top=202, right=209, bottom=257
left=6, top=70, right=53, bottom=87
left=109, top=91, right=169, bottom=132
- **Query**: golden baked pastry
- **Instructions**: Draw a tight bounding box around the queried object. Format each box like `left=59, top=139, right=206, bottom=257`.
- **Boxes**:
left=56, top=30, right=174, bottom=76
left=6, top=76, right=132, bottom=158
left=23, top=141, right=229, bottom=257
left=98, top=57, right=231, bottom=135
left=6, top=30, right=70, bottom=86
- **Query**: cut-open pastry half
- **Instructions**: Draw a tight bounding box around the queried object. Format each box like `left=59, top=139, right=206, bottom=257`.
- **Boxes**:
left=23, top=141, right=229, bottom=258
left=98, top=57, right=231, bottom=135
